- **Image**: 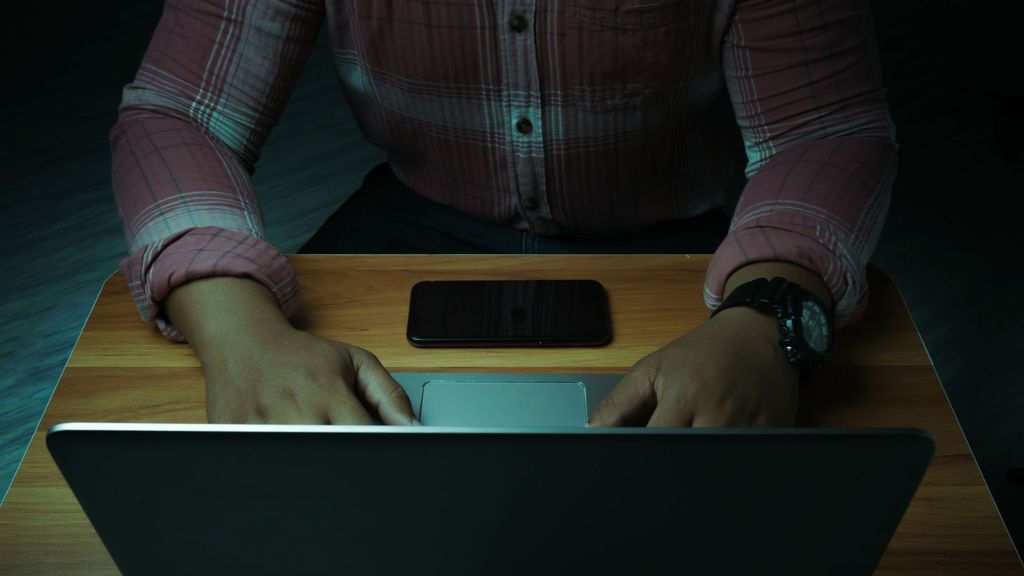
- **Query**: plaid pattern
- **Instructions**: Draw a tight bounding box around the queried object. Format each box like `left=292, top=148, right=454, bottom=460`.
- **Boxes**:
left=111, top=0, right=896, bottom=341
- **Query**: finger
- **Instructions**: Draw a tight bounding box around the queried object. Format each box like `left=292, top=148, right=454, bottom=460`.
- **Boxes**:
left=646, top=400, right=694, bottom=428
left=588, top=369, right=657, bottom=427
left=350, top=351, right=417, bottom=426
left=325, top=390, right=376, bottom=425
left=691, top=409, right=732, bottom=428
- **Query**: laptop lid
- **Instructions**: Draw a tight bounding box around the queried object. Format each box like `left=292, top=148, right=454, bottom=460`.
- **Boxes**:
left=47, top=422, right=934, bottom=576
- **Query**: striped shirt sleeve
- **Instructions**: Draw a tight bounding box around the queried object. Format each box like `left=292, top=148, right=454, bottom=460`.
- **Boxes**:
left=110, top=0, right=324, bottom=341
left=705, top=0, right=898, bottom=328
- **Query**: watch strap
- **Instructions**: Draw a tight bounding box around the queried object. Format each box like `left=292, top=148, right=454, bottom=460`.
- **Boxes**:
left=711, top=277, right=787, bottom=319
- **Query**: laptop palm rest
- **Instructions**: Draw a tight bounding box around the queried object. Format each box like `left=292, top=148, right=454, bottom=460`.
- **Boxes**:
left=418, top=381, right=588, bottom=427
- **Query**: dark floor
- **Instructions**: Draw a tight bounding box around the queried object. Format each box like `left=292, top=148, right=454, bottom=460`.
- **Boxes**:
left=1, top=0, right=1021, bottom=562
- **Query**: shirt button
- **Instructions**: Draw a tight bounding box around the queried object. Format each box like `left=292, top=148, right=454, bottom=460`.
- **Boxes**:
left=509, top=14, right=528, bottom=32
left=515, top=117, right=533, bottom=135
left=523, top=198, right=539, bottom=210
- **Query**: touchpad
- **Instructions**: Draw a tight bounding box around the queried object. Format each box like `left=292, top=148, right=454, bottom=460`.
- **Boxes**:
left=418, top=380, right=588, bottom=427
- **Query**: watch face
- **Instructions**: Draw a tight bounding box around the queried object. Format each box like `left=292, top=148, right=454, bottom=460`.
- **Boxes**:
left=801, top=299, right=831, bottom=353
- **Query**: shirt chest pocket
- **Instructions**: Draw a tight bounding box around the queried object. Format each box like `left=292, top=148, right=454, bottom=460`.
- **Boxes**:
left=560, top=0, right=703, bottom=110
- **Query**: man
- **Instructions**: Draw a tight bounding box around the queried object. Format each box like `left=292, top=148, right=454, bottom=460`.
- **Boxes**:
left=110, top=0, right=896, bottom=427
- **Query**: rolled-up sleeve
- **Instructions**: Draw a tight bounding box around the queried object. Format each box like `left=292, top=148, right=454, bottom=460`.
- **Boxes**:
left=110, top=0, right=324, bottom=340
left=705, top=0, right=898, bottom=328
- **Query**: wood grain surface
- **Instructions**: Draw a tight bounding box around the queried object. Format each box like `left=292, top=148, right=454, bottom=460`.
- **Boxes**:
left=0, top=255, right=1019, bottom=575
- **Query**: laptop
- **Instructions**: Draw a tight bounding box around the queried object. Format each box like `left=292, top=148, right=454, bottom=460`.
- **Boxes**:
left=47, top=372, right=934, bottom=576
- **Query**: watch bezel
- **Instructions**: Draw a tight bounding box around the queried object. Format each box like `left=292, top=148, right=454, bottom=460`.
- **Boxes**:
left=799, top=297, right=834, bottom=355
left=777, top=290, right=833, bottom=372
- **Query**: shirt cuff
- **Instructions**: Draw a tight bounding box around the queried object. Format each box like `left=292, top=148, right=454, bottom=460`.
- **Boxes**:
left=704, top=223, right=869, bottom=330
left=118, top=226, right=300, bottom=342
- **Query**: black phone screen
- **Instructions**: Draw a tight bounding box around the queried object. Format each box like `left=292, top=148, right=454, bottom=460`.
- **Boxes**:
left=406, top=279, right=611, bottom=347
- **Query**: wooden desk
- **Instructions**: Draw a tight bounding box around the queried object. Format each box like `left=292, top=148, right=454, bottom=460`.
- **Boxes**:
left=0, top=256, right=1019, bottom=574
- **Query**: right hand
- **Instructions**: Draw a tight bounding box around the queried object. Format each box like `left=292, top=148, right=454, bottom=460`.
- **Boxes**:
left=202, top=323, right=416, bottom=425
left=164, top=276, right=416, bottom=425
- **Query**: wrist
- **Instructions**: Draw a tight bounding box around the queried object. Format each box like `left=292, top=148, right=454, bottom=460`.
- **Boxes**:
left=164, top=276, right=293, bottom=360
left=713, top=305, right=792, bottom=354
left=713, top=274, right=834, bottom=385
left=723, top=261, right=833, bottom=314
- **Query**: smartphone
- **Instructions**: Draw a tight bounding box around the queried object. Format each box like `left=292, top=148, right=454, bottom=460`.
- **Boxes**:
left=406, top=279, right=611, bottom=347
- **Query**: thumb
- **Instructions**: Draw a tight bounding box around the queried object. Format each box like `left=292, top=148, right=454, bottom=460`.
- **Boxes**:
left=588, top=369, right=657, bottom=427
left=351, top=350, right=417, bottom=426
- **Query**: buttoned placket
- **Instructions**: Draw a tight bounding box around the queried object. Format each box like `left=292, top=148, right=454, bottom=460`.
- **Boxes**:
left=501, top=1, right=555, bottom=234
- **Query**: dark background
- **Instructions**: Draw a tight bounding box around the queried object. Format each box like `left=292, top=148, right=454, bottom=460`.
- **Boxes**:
left=1, top=0, right=1021, bottom=559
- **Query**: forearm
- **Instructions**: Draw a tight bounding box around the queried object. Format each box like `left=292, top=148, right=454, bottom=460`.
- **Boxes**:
left=112, top=111, right=297, bottom=343
left=111, top=0, right=322, bottom=342
left=164, top=276, right=293, bottom=364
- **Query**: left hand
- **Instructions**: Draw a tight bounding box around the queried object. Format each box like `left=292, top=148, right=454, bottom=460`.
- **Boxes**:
left=588, top=306, right=800, bottom=427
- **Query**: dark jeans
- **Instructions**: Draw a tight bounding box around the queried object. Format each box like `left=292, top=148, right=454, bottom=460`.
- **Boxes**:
left=298, top=162, right=728, bottom=255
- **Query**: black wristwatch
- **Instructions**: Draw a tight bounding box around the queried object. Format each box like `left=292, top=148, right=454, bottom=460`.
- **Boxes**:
left=711, top=277, right=834, bottom=383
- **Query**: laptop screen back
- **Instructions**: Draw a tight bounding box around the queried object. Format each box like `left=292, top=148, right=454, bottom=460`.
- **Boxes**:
left=47, top=424, right=934, bottom=576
